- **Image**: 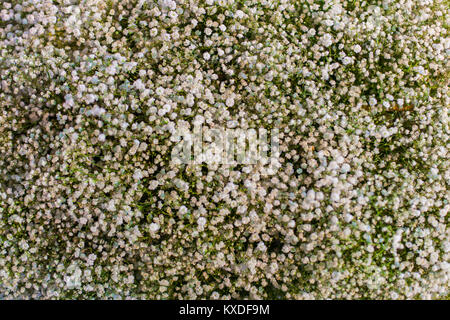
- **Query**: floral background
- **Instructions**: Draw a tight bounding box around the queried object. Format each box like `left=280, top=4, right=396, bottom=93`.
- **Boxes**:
left=0, top=0, right=448, bottom=299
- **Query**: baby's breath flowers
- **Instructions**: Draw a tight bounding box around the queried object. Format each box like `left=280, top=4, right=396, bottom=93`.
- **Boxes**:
left=0, top=0, right=449, bottom=300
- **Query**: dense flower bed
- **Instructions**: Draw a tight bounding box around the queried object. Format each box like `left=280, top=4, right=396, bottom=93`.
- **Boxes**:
left=0, top=0, right=448, bottom=299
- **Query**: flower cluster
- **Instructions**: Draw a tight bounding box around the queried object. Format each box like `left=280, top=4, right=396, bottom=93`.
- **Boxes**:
left=0, top=0, right=448, bottom=299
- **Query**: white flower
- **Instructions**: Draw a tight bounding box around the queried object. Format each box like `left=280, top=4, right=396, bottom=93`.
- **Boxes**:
left=225, top=97, right=235, bottom=107
left=179, top=206, right=188, bottom=215
left=341, top=163, right=351, bottom=173
left=321, top=33, right=333, bottom=47
left=134, top=79, right=145, bottom=91
left=308, top=28, right=316, bottom=37
left=235, top=10, right=245, bottom=19
left=306, top=189, right=315, bottom=201
left=330, top=189, right=341, bottom=202
left=98, top=133, right=106, bottom=142
left=343, top=56, right=353, bottom=65
left=105, top=65, right=117, bottom=75
left=344, top=214, right=354, bottom=223
left=133, top=170, right=143, bottom=181
left=197, top=217, right=207, bottom=227
left=323, top=19, right=334, bottom=27
left=256, top=241, right=267, bottom=252
left=149, top=223, right=160, bottom=232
